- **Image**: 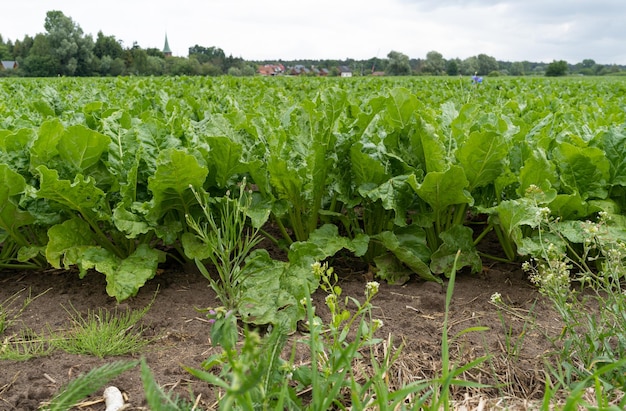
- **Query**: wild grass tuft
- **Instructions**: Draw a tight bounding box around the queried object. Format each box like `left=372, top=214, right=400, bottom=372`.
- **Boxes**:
left=51, top=301, right=153, bottom=358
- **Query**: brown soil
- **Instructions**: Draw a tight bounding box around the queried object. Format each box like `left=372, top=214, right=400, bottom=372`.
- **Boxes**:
left=0, top=238, right=563, bottom=410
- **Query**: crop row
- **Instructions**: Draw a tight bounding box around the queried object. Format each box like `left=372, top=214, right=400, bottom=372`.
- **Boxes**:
left=1, top=76, right=626, bottom=329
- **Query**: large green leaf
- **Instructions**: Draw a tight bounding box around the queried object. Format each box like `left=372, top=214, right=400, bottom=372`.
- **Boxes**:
left=58, top=124, right=111, bottom=172
left=0, top=164, right=35, bottom=247
left=430, top=225, right=481, bottom=276
left=45, top=218, right=97, bottom=269
left=553, top=142, right=610, bottom=200
left=146, top=148, right=208, bottom=222
left=36, top=166, right=107, bottom=221
left=80, top=244, right=166, bottom=301
left=413, top=165, right=473, bottom=213
left=594, top=126, right=626, bottom=187
left=384, top=88, right=418, bottom=130
left=29, top=119, right=65, bottom=172
left=517, top=148, right=559, bottom=197
left=373, top=225, right=438, bottom=284
left=456, top=130, right=507, bottom=190
left=202, top=136, right=244, bottom=188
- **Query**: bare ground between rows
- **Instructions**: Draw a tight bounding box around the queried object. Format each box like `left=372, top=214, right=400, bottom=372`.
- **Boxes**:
left=0, top=246, right=562, bottom=410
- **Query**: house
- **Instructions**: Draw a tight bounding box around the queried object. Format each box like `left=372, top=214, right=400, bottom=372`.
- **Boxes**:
left=338, top=65, right=352, bottom=77
left=289, top=65, right=310, bottom=76
left=1, top=60, right=18, bottom=70
left=257, top=64, right=285, bottom=76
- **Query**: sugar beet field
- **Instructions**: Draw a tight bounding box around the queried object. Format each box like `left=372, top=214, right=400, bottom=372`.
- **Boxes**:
left=2, top=75, right=626, bottom=410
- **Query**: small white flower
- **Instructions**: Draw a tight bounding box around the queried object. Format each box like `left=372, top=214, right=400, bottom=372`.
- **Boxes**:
left=490, top=292, right=502, bottom=304
left=365, top=281, right=380, bottom=298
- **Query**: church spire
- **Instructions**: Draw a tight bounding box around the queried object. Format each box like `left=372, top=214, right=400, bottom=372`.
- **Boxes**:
left=163, top=34, right=172, bottom=57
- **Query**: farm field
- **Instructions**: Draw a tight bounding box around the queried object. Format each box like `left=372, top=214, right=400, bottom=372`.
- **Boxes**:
left=1, top=75, right=626, bottom=409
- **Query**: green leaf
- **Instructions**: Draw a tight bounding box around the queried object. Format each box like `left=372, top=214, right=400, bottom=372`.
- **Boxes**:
left=112, top=205, right=151, bottom=238
left=549, top=193, right=600, bottom=220
left=553, top=141, right=610, bottom=200
left=413, top=165, right=473, bottom=213
left=518, top=148, right=559, bottom=198
left=430, top=225, right=482, bottom=276
left=456, top=130, right=507, bottom=190
left=36, top=166, right=107, bottom=222
left=58, top=124, right=111, bottom=172
left=238, top=250, right=305, bottom=329
left=146, top=148, right=208, bottom=222
left=30, top=119, right=65, bottom=171
left=384, top=88, right=418, bottom=130
left=594, top=126, right=626, bottom=187
left=350, top=142, right=389, bottom=187
left=489, top=198, right=543, bottom=248
left=81, top=244, right=166, bottom=301
left=45, top=218, right=97, bottom=270
left=288, top=224, right=369, bottom=267
left=203, top=136, right=244, bottom=188
left=373, top=226, right=439, bottom=284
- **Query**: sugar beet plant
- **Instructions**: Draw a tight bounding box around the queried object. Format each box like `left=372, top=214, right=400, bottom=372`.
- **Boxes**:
left=2, top=76, right=626, bottom=310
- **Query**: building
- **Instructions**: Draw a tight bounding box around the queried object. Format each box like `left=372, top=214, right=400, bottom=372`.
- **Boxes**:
left=338, top=66, right=352, bottom=77
left=1, top=60, right=18, bottom=70
left=258, top=64, right=285, bottom=76
left=163, top=34, right=172, bottom=57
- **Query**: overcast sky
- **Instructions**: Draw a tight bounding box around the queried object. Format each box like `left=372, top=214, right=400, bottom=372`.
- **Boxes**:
left=2, top=0, right=626, bottom=64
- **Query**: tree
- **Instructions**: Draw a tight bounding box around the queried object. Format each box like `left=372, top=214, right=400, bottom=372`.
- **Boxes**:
left=545, top=60, right=568, bottom=77
left=510, top=61, right=525, bottom=76
left=94, top=31, right=123, bottom=59
left=476, top=54, right=498, bottom=75
left=22, top=34, right=59, bottom=76
left=0, top=35, right=9, bottom=60
left=459, top=56, right=478, bottom=75
left=188, top=45, right=225, bottom=69
left=446, top=59, right=460, bottom=76
left=385, top=50, right=411, bottom=76
left=422, top=50, right=446, bottom=75
left=43, top=10, right=95, bottom=75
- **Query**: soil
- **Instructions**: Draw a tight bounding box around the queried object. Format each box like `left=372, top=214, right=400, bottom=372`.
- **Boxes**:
left=0, top=235, right=563, bottom=411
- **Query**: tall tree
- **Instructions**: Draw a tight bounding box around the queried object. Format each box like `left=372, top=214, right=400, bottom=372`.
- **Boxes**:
left=545, top=60, right=568, bottom=77
left=22, top=34, right=59, bottom=76
left=476, top=54, right=498, bottom=75
left=385, top=50, right=411, bottom=76
left=422, top=50, right=446, bottom=75
left=43, top=10, right=94, bottom=76
left=94, top=31, right=123, bottom=59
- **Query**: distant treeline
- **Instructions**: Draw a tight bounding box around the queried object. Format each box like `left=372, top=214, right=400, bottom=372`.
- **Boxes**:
left=1, top=11, right=624, bottom=77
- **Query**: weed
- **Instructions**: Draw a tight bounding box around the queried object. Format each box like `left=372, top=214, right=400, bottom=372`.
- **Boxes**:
left=0, top=329, right=53, bottom=360
left=524, top=198, right=626, bottom=399
left=489, top=292, right=537, bottom=359
left=0, top=288, right=52, bottom=361
left=0, top=288, right=48, bottom=335
left=51, top=301, right=153, bottom=358
left=186, top=178, right=263, bottom=311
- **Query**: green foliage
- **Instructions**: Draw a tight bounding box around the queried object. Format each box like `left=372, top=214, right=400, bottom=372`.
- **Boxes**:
left=525, top=207, right=626, bottom=395
left=51, top=301, right=153, bottom=358
left=185, top=178, right=264, bottom=311
left=2, top=75, right=626, bottom=307
left=545, top=60, right=569, bottom=77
